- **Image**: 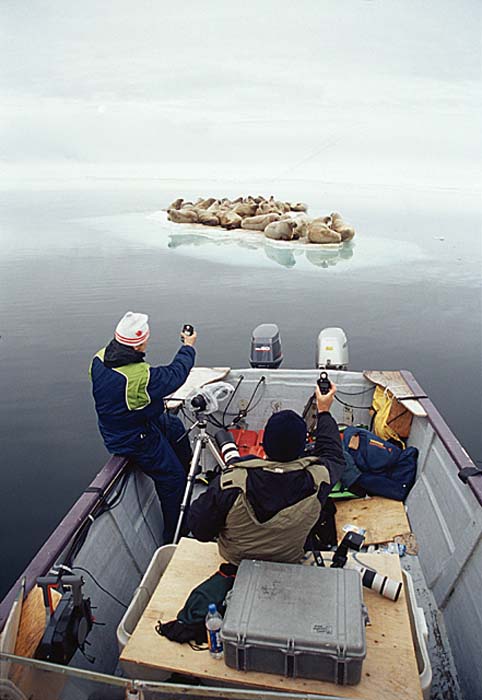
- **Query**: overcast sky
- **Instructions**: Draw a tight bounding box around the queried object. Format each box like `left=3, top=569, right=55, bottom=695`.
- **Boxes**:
left=1, top=0, right=480, bottom=188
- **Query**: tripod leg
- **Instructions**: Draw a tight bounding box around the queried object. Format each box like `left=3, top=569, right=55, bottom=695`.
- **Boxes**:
left=172, top=438, right=203, bottom=544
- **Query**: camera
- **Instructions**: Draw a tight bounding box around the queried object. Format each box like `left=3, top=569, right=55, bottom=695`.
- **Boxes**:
left=182, top=323, right=194, bottom=336
left=317, top=371, right=331, bottom=395
left=330, top=531, right=402, bottom=602
left=350, top=562, right=402, bottom=602
left=190, top=393, right=208, bottom=412
left=188, top=382, right=235, bottom=415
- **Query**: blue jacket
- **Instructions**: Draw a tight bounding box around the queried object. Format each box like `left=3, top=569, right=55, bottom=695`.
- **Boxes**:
left=90, top=339, right=195, bottom=455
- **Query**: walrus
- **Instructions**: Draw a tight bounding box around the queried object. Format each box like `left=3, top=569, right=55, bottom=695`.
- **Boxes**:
left=241, top=213, right=281, bottom=231
left=307, top=221, right=341, bottom=244
left=178, top=202, right=197, bottom=211
left=273, top=200, right=290, bottom=213
left=256, top=201, right=283, bottom=215
left=232, top=202, right=258, bottom=217
left=264, top=220, right=298, bottom=241
left=290, top=202, right=308, bottom=212
left=196, top=197, right=217, bottom=210
left=218, top=210, right=243, bottom=230
left=330, top=212, right=355, bottom=241
left=292, top=214, right=312, bottom=239
left=196, top=210, right=220, bottom=226
left=168, top=208, right=199, bottom=224
left=314, top=215, right=331, bottom=225
left=168, top=198, right=184, bottom=210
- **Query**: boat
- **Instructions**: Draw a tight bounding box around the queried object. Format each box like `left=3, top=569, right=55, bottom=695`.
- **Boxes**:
left=0, top=327, right=480, bottom=700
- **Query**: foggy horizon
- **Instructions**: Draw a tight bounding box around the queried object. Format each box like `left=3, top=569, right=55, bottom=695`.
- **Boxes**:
left=1, top=0, right=480, bottom=193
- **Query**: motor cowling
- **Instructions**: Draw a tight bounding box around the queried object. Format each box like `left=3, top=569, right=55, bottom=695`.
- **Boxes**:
left=317, top=327, right=349, bottom=370
left=250, top=324, right=283, bottom=369
left=35, top=574, right=94, bottom=665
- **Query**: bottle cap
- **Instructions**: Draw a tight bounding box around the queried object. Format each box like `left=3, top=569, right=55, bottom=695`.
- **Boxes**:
left=208, top=603, right=217, bottom=613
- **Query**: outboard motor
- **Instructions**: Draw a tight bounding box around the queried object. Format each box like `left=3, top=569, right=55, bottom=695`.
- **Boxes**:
left=250, top=323, right=283, bottom=369
left=317, top=327, right=349, bottom=370
left=35, top=573, right=94, bottom=665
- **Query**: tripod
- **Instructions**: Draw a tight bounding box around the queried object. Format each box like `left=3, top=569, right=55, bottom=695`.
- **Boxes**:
left=173, top=412, right=226, bottom=544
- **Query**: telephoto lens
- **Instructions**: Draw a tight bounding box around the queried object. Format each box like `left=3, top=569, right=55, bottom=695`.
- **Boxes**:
left=215, top=429, right=241, bottom=466
left=350, top=561, right=402, bottom=601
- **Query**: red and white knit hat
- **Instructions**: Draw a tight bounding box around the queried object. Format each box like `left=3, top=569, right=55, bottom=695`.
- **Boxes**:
left=115, top=312, right=150, bottom=347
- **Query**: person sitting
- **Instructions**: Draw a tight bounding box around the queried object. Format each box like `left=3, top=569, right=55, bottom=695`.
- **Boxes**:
left=187, top=383, right=345, bottom=564
left=90, top=311, right=197, bottom=542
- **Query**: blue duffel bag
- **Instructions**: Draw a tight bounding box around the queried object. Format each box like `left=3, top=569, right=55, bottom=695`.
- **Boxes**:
left=341, top=427, right=418, bottom=501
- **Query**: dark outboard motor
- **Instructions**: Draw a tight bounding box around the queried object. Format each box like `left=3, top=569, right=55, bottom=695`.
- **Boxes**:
left=250, top=323, right=283, bottom=369
left=35, top=572, right=94, bottom=664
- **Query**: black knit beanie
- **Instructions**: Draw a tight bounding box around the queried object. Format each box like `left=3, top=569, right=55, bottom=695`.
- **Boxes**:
left=263, top=410, right=307, bottom=462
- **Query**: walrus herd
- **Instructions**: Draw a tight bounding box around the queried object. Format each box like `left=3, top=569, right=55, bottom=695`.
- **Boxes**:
left=166, top=196, right=355, bottom=244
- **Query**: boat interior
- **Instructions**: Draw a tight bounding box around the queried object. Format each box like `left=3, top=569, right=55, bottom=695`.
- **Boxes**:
left=1, top=367, right=481, bottom=700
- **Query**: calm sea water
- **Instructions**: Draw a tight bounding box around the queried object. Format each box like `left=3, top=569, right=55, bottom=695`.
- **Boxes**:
left=0, top=180, right=480, bottom=599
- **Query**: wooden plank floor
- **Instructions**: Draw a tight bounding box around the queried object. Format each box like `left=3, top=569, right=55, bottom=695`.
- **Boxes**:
left=121, top=538, right=422, bottom=700
left=335, top=496, right=412, bottom=545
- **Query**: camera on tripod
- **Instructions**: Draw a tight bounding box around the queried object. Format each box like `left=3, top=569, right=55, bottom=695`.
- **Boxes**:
left=188, top=382, right=234, bottom=415
left=173, top=382, right=236, bottom=544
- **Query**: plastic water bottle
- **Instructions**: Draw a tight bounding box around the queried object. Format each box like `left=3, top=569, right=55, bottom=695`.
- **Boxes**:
left=205, top=603, right=223, bottom=659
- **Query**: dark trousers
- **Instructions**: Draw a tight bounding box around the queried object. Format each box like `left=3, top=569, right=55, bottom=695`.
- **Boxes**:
left=135, top=413, right=191, bottom=542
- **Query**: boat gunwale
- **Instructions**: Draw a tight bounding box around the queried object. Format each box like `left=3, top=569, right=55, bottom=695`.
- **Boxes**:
left=401, top=370, right=482, bottom=505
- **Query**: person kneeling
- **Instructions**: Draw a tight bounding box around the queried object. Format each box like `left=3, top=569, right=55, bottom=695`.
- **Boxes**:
left=187, top=383, right=345, bottom=565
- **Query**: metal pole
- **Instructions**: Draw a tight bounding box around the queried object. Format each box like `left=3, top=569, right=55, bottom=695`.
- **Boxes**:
left=172, top=436, right=203, bottom=544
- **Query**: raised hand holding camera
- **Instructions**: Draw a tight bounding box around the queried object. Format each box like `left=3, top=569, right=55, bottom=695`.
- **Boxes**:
left=315, top=378, right=336, bottom=413
left=181, top=323, right=197, bottom=346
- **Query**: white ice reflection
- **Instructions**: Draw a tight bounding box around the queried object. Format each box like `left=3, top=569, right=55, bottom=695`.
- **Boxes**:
left=80, top=209, right=425, bottom=273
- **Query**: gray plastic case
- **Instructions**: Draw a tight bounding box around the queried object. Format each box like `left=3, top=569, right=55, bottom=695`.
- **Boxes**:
left=221, top=560, right=367, bottom=685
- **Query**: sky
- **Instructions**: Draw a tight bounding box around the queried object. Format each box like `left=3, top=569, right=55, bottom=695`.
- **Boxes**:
left=1, top=0, right=481, bottom=189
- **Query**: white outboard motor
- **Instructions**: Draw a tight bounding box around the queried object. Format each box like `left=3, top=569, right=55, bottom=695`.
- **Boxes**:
left=317, top=327, right=349, bottom=370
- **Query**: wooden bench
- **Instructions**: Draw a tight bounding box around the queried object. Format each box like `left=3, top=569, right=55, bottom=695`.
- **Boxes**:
left=121, top=538, right=422, bottom=699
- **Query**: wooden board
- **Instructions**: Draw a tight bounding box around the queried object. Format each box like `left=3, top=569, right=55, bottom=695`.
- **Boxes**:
left=0, top=578, right=25, bottom=655
left=11, top=585, right=65, bottom=699
left=364, top=370, right=427, bottom=417
left=364, top=371, right=416, bottom=399
left=14, top=585, right=61, bottom=658
left=336, top=497, right=411, bottom=545
left=165, top=366, right=230, bottom=409
left=121, top=538, right=422, bottom=700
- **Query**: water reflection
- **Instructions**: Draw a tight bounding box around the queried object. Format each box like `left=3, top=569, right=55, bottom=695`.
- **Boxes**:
left=167, top=231, right=355, bottom=270
left=264, top=245, right=297, bottom=269
left=168, top=233, right=219, bottom=249
left=306, top=244, right=354, bottom=268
